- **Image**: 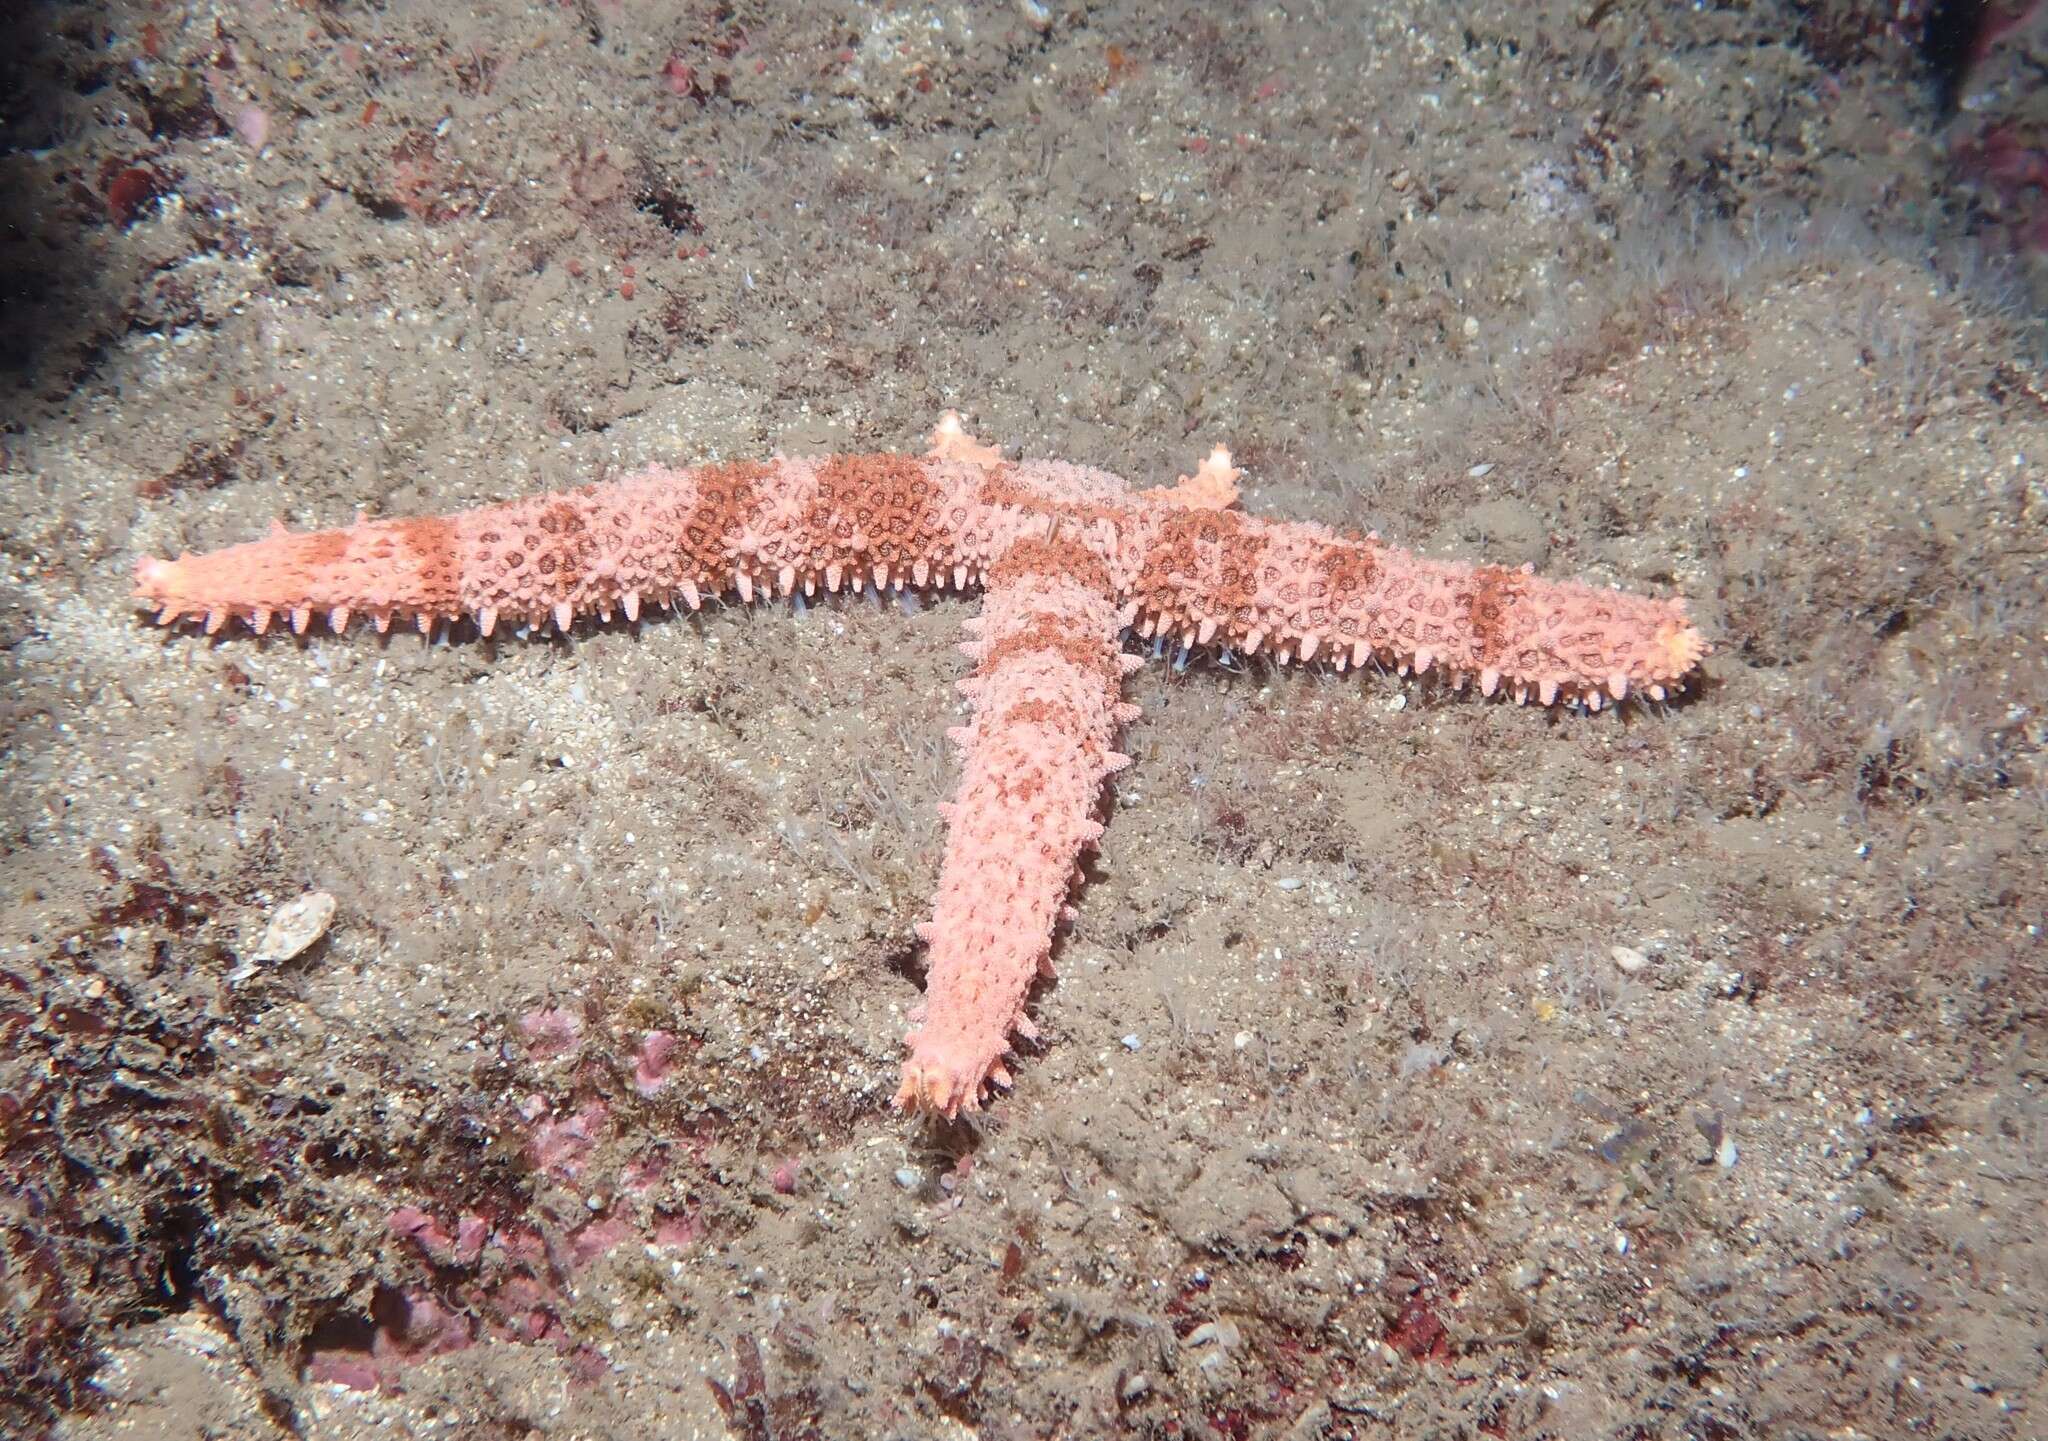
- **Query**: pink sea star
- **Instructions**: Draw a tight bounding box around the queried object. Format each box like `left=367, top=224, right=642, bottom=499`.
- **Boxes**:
left=133, top=415, right=1707, bottom=1117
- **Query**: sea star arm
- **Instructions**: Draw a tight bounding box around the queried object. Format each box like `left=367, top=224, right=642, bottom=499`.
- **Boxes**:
left=1126, top=510, right=1704, bottom=707
left=129, top=451, right=989, bottom=637
left=894, top=534, right=1139, bottom=1118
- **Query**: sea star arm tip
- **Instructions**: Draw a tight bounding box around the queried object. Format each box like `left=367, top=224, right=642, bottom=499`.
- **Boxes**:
left=927, top=411, right=1004, bottom=466
left=1138, top=443, right=1242, bottom=511
left=892, top=1060, right=983, bottom=1119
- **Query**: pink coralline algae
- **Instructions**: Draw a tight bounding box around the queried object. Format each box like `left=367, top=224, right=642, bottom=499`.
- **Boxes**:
left=517, top=1004, right=583, bottom=1060
left=632, top=1030, right=680, bottom=1096
left=524, top=1101, right=608, bottom=1178
left=135, top=414, right=1707, bottom=1116
left=307, top=1200, right=656, bottom=1393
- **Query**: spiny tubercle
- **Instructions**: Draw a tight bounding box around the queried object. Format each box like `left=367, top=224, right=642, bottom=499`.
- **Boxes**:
left=133, top=443, right=1706, bottom=707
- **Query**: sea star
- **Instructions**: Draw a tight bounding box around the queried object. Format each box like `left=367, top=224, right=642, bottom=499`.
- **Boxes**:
left=133, top=414, right=1707, bottom=1117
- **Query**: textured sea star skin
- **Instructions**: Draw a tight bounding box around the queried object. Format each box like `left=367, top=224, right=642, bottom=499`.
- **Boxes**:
left=134, top=416, right=1706, bottom=1116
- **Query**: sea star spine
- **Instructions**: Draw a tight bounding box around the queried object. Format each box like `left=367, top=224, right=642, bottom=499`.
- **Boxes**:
left=133, top=418, right=1706, bottom=1113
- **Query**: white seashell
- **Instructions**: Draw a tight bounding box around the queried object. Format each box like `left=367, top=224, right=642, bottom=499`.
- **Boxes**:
left=253, top=891, right=337, bottom=963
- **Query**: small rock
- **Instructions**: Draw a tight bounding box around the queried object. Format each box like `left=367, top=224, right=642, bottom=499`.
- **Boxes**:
left=893, top=1167, right=920, bottom=1191
left=1307, top=1212, right=1351, bottom=1242
left=1185, top=1319, right=1240, bottom=1350
left=1186, top=1319, right=1241, bottom=1375
left=253, top=891, right=336, bottom=963
left=1610, top=944, right=1650, bottom=975
left=1399, top=1042, right=1448, bottom=1078
left=1120, top=1033, right=1142, bottom=1051
left=1120, top=1372, right=1151, bottom=1403
left=1716, top=1134, right=1739, bottom=1170
left=1693, top=1110, right=1725, bottom=1164
left=234, top=104, right=270, bottom=151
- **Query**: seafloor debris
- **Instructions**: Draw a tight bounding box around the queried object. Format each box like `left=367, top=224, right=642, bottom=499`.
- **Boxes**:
left=251, top=890, right=337, bottom=964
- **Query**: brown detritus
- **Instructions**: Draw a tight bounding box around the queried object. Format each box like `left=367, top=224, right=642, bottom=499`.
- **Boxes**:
left=1386, top=1294, right=1452, bottom=1361
left=706, top=1331, right=823, bottom=1441
left=136, top=437, right=245, bottom=500
left=101, top=162, right=165, bottom=226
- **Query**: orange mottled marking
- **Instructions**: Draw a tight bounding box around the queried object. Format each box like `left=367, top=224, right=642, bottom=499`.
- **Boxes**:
left=989, top=695, right=1118, bottom=799
left=812, top=455, right=948, bottom=572
left=988, top=535, right=1111, bottom=593
left=1464, top=564, right=1527, bottom=668
left=297, top=531, right=351, bottom=566
left=1316, top=538, right=1380, bottom=618
left=978, top=616, right=1125, bottom=685
left=678, top=460, right=773, bottom=582
left=529, top=498, right=591, bottom=598
left=1132, top=508, right=1267, bottom=633
left=976, top=470, right=1125, bottom=529
left=395, top=514, right=461, bottom=612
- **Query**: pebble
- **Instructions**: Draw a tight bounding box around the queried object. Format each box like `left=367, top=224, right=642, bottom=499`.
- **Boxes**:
left=1120, top=1033, right=1142, bottom=1051
left=893, top=1167, right=920, bottom=1191
left=1186, top=1319, right=1241, bottom=1375
left=1610, top=944, right=1651, bottom=975
left=1716, top=1134, right=1739, bottom=1170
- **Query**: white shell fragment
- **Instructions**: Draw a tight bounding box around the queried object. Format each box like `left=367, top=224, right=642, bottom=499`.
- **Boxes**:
left=253, top=891, right=337, bottom=963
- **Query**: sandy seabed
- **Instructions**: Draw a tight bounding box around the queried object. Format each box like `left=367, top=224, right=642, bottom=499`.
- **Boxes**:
left=3, top=2, right=2044, bottom=1438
